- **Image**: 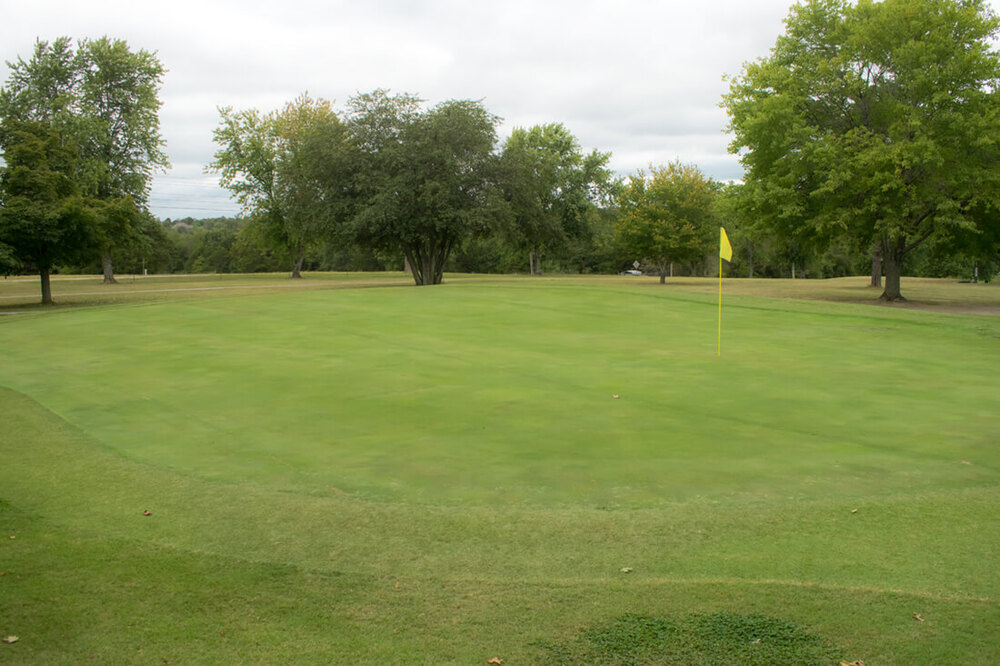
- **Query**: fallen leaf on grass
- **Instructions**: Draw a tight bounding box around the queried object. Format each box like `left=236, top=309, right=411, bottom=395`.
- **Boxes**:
left=961, top=460, right=972, bottom=465
left=750, top=638, right=762, bottom=644
left=620, top=567, right=633, bottom=573
left=487, top=658, right=503, bottom=665
left=850, top=509, right=858, bottom=514
left=612, top=394, right=621, bottom=399
left=142, top=510, right=152, bottom=516
left=840, top=661, right=865, bottom=666
left=2, top=636, right=18, bottom=644
left=912, top=613, right=924, bottom=622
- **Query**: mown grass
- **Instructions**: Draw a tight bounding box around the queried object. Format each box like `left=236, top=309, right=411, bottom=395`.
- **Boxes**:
left=1, top=274, right=998, bottom=664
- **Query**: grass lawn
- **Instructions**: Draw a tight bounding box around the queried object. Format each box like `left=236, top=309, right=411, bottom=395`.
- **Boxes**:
left=1, top=273, right=997, bottom=664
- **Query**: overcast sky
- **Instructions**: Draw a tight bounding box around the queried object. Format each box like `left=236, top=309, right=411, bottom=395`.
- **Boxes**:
left=2, top=0, right=983, bottom=220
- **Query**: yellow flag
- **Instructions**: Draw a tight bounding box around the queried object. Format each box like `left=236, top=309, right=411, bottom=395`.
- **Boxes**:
left=720, top=226, right=733, bottom=262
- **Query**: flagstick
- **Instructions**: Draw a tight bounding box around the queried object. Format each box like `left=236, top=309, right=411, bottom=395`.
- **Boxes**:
left=717, top=255, right=723, bottom=356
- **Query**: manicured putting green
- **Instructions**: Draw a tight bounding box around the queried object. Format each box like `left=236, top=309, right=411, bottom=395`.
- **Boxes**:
left=1, top=281, right=995, bottom=508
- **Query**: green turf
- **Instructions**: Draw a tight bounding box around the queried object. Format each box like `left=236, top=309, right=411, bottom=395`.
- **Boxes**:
left=1, top=276, right=997, bottom=664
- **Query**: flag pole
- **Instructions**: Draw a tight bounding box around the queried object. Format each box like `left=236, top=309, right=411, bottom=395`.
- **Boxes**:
left=717, top=226, right=732, bottom=357
left=718, top=253, right=723, bottom=356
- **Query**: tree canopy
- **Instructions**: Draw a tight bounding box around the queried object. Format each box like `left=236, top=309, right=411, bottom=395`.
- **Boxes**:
left=723, top=0, right=1000, bottom=300
left=0, top=36, right=168, bottom=286
left=616, top=162, right=717, bottom=283
left=499, top=123, right=612, bottom=276
left=210, top=94, right=350, bottom=278
left=348, top=92, right=501, bottom=285
left=0, top=120, right=95, bottom=303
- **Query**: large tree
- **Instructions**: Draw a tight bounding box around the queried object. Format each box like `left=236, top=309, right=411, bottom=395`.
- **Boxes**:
left=723, top=0, right=1000, bottom=300
left=616, top=161, right=717, bottom=283
left=77, top=37, right=169, bottom=283
left=210, top=94, right=349, bottom=278
left=0, top=37, right=168, bottom=284
left=499, top=123, right=611, bottom=276
left=348, top=91, right=500, bottom=285
left=0, top=120, right=95, bottom=303
left=274, top=95, right=354, bottom=273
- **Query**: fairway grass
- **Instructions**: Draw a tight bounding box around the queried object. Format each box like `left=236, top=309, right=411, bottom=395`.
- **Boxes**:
left=1, top=275, right=998, bottom=663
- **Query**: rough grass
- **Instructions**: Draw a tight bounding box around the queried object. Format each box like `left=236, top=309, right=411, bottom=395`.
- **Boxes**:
left=0, top=273, right=998, bottom=664
left=3, top=271, right=998, bottom=313
left=538, top=612, right=843, bottom=665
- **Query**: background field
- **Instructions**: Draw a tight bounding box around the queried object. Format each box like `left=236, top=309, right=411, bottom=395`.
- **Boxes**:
left=1, top=274, right=998, bottom=664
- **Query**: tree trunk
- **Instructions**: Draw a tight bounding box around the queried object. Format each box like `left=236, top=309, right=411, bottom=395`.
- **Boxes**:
left=746, top=241, right=755, bottom=279
left=40, top=267, right=54, bottom=305
left=425, top=247, right=437, bottom=286
left=529, top=249, right=542, bottom=276
left=406, top=239, right=451, bottom=286
left=433, top=244, right=447, bottom=284
left=291, top=241, right=305, bottom=279
left=879, top=236, right=906, bottom=302
left=870, top=248, right=883, bottom=288
left=404, top=249, right=422, bottom=284
left=102, top=249, right=117, bottom=284
left=791, top=263, right=796, bottom=280
left=430, top=238, right=451, bottom=285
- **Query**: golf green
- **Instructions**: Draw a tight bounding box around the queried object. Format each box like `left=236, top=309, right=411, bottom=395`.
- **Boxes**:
left=1, top=281, right=995, bottom=507
left=1, top=278, right=997, bottom=664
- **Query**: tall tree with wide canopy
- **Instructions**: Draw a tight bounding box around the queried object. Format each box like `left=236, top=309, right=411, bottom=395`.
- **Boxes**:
left=616, top=162, right=717, bottom=283
left=210, top=94, right=349, bottom=278
left=77, top=37, right=168, bottom=282
left=724, top=0, right=1000, bottom=300
left=499, top=123, right=611, bottom=276
left=348, top=91, right=500, bottom=285
left=0, top=120, right=95, bottom=303
left=0, top=37, right=168, bottom=284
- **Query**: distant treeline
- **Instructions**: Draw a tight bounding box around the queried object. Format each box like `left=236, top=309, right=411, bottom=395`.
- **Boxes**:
left=57, top=214, right=995, bottom=283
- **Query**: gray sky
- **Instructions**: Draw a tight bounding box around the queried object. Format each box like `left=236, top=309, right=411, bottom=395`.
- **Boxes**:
left=0, top=1, right=883, bottom=219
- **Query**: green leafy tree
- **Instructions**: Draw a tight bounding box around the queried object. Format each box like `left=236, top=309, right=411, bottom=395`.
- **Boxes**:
left=94, top=210, right=172, bottom=276
left=714, top=183, right=755, bottom=277
left=76, top=37, right=169, bottom=283
left=348, top=91, right=500, bottom=285
left=0, top=37, right=168, bottom=284
left=274, top=94, right=353, bottom=274
left=616, top=162, right=717, bottom=283
left=499, top=123, right=611, bottom=275
left=0, top=241, right=18, bottom=276
left=723, top=0, right=1000, bottom=300
left=910, top=203, right=1000, bottom=281
left=0, top=120, right=95, bottom=303
left=0, top=37, right=78, bottom=124
left=210, top=94, right=348, bottom=278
